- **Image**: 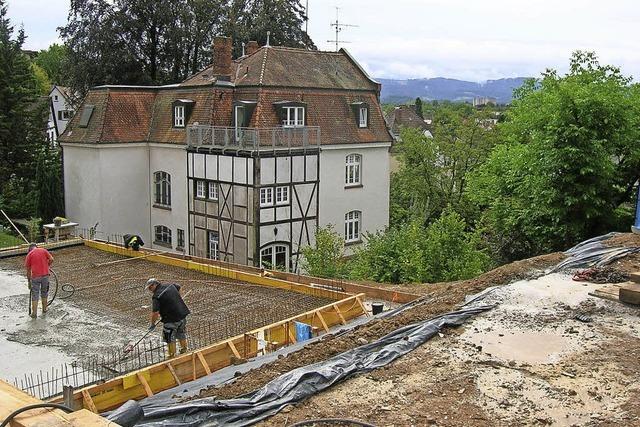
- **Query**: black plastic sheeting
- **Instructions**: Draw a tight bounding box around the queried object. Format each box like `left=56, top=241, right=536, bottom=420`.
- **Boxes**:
left=552, top=232, right=640, bottom=272
left=132, top=304, right=493, bottom=427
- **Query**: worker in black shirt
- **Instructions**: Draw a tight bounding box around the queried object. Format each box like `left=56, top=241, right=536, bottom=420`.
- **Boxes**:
left=124, top=234, right=144, bottom=251
left=146, top=278, right=191, bottom=358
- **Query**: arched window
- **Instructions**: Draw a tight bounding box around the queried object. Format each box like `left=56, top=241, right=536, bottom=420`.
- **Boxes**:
left=345, top=154, right=361, bottom=186
left=154, top=225, right=172, bottom=245
left=344, top=210, right=361, bottom=243
left=260, top=244, right=289, bottom=271
left=154, top=171, right=171, bottom=206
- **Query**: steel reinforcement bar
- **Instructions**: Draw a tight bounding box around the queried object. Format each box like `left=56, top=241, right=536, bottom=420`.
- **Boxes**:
left=83, top=240, right=352, bottom=302
left=50, top=293, right=368, bottom=413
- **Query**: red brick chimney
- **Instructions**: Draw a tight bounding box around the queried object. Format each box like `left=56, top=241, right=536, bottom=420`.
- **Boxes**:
left=212, top=36, right=233, bottom=77
left=246, top=41, right=259, bottom=56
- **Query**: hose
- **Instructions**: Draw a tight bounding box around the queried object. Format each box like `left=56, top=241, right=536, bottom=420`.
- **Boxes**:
left=289, top=419, right=377, bottom=427
left=0, top=403, right=73, bottom=427
left=46, top=268, right=76, bottom=307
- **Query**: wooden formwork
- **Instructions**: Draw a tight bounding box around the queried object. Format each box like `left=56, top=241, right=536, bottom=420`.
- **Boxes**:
left=50, top=294, right=367, bottom=413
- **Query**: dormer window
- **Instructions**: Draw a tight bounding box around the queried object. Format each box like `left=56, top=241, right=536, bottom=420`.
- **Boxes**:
left=283, top=106, right=305, bottom=127
left=274, top=101, right=306, bottom=128
left=172, top=99, right=195, bottom=128
left=359, top=107, right=368, bottom=128
left=174, top=106, right=185, bottom=127
left=351, top=102, right=369, bottom=128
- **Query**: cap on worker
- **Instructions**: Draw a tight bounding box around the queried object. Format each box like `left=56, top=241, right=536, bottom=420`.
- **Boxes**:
left=145, top=278, right=160, bottom=290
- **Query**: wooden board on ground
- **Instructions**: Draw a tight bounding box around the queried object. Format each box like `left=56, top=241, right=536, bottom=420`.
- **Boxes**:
left=589, top=281, right=640, bottom=306
left=619, top=282, right=640, bottom=305
left=0, top=380, right=115, bottom=427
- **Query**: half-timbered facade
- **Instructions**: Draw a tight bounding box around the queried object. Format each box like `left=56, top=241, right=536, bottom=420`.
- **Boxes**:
left=59, top=37, right=393, bottom=272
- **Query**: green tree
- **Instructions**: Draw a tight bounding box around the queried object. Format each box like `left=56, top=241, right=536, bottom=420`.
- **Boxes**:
left=60, top=0, right=315, bottom=94
left=468, top=52, right=640, bottom=262
left=414, top=97, right=423, bottom=118
left=34, top=43, right=68, bottom=86
left=0, top=0, right=49, bottom=218
left=301, top=225, right=346, bottom=278
left=35, top=148, right=64, bottom=222
left=30, top=63, right=50, bottom=95
left=391, top=105, right=498, bottom=227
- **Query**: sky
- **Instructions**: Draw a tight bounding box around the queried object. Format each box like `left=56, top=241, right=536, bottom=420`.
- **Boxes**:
left=6, top=0, right=640, bottom=82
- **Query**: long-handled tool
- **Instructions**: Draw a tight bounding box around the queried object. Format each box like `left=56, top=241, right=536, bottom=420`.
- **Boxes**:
left=122, top=321, right=161, bottom=355
left=121, top=289, right=192, bottom=359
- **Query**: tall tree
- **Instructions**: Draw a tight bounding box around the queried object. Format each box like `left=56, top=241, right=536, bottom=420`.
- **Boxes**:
left=391, top=105, right=498, bottom=227
left=60, top=0, right=314, bottom=95
left=0, top=0, right=50, bottom=217
left=468, top=52, right=640, bottom=262
left=35, top=43, right=69, bottom=86
left=414, top=97, right=423, bottom=118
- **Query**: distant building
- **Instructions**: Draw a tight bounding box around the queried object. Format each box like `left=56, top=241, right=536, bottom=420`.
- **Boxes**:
left=472, top=96, right=497, bottom=107
left=47, top=85, right=75, bottom=146
left=384, top=105, right=433, bottom=140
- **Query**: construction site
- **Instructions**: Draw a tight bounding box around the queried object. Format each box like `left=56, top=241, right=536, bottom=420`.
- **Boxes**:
left=1, top=233, right=640, bottom=426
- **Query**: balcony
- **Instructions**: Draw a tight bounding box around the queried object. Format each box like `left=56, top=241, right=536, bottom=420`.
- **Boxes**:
left=187, top=125, right=321, bottom=151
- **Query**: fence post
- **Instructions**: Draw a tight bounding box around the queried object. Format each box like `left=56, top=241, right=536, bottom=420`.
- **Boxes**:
left=63, top=384, right=74, bottom=408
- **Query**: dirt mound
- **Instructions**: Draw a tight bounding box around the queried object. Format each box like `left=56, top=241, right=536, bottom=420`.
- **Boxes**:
left=194, top=251, right=565, bottom=401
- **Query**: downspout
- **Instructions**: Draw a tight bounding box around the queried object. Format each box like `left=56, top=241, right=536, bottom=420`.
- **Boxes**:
left=148, top=142, right=152, bottom=246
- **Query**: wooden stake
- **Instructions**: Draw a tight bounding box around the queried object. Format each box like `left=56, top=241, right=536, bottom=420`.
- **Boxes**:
left=333, top=304, right=347, bottom=325
left=136, top=373, right=153, bottom=397
left=166, top=363, right=181, bottom=385
left=316, top=311, right=330, bottom=333
left=197, top=352, right=211, bottom=375
left=81, top=390, right=97, bottom=413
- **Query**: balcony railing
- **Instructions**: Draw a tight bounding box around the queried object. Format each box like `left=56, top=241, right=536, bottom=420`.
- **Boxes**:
left=187, top=125, right=321, bottom=151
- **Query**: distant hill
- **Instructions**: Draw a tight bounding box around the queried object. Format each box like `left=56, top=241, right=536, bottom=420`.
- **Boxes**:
left=377, top=77, right=530, bottom=104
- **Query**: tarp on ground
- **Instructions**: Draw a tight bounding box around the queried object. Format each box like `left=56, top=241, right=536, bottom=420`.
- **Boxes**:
left=552, top=232, right=640, bottom=272
left=134, top=304, right=493, bottom=427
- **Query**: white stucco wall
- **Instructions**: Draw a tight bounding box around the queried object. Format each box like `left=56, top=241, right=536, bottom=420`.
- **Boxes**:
left=149, top=145, right=188, bottom=251
left=318, top=143, right=391, bottom=254
left=62, top=143, right=151, bottom=243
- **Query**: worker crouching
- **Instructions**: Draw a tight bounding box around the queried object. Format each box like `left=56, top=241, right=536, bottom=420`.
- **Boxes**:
left=145, top=278, right=190, bottom=358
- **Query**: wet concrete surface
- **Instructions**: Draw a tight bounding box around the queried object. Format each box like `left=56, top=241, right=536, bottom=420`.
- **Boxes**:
left=0, top=267, right=140, bottom=384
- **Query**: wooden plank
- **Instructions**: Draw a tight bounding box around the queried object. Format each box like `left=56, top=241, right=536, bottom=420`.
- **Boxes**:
left=628, top=272, right=640, bottom=284
left=192, top=353, right=197, bottom=381
left=355, top=296, right=370, bottom=317
left=197, top=352, right=212, bottom=375
left=81, top=390, right=98, bottom=414
left=287, top=323, right=297, bottom=343
left=316, top=311, right=330, bottom=333
left=136, top=373, right=153, bottom=397
left=619, top=282, right=640, bottom=305
left=333, top=304, right=347, bottom=325
left=166, top=363, right=181, bottom=385
left=228, top=341, right=242, bottom=359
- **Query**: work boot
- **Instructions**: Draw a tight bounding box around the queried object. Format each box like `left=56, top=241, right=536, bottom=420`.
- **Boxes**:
left=30, top=301, right=38, bottom=319
left=41, top=298, right=48, bottom=314
left=179, top=339, right=188, bottom=354
left=167, top=342, right=177, bottom=359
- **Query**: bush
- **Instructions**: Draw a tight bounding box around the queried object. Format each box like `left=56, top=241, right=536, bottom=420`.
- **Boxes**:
left=301, top=225, right=347, bottom=279
left=350, top=211, right=491, bottom=284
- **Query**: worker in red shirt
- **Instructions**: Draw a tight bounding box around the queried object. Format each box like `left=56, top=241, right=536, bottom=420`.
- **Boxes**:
left=24, top=243, right=54, bottom=318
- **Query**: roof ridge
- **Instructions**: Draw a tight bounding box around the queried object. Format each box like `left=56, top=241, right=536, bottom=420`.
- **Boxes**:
left=259, top=47, right=268, bottom=86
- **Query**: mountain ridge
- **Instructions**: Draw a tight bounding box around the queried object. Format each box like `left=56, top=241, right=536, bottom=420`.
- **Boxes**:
left=377, top=77, right=531, bottom=104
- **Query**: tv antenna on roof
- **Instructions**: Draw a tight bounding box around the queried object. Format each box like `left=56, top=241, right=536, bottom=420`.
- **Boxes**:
left=327, top=7, right=358, bottom=52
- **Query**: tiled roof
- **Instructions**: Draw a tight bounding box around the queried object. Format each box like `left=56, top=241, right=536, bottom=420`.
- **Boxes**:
left=385, top=105, right=431, bottom=136
left=60, top=47, right=392, bottom=146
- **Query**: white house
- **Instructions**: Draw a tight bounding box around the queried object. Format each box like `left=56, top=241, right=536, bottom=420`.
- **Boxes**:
left=59, top=37, right=392, bottom=271
left=47, top=85, right=75, bottom=146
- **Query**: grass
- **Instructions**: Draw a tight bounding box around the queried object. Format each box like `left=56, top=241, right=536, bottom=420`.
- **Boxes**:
left=0, top=231, right=23, bottom=248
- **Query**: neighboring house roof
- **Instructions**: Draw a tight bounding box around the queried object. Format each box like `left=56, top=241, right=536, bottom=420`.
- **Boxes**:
left=60, top=44, right=392, bottom=146
left=384, top=105, right=431, bottom=137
